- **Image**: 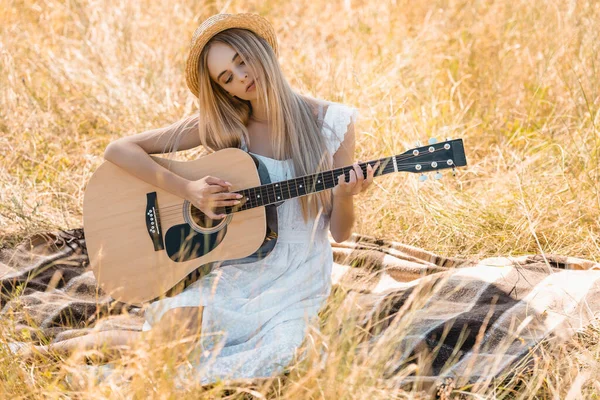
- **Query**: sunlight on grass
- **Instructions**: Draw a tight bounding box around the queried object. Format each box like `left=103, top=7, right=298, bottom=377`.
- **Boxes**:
left=1, top=0, right=600, bottom=397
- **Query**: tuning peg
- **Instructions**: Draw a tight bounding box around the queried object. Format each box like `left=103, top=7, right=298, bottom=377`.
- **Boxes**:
left=451, top=167, right=457, bottom=177
left=428, top=137, right=438, bottom=145
left=445, top=137, right=452, bottom=142
left=434, top=172, right=443, bottom=180
left=419, top=174, right=428, bottom=182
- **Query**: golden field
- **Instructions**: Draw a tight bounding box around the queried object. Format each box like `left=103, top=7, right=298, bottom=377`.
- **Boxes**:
left=1, top=0, right=600, bottom=398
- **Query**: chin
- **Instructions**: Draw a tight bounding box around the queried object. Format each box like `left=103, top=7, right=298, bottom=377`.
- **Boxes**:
left=241, top=93, right=257, bottom=101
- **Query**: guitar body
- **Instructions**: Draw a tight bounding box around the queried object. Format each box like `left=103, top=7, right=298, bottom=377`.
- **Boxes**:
left=83, top=148, right=276, bottom=305
left=83, top=138, right=467, bottom=305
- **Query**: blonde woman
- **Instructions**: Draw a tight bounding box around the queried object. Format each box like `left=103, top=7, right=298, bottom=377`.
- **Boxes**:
left=23, top=13, right=378, bottom=382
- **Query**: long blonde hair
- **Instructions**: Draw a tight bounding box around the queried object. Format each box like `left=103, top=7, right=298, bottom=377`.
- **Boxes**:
left=191, top=28, right=333, bottom=221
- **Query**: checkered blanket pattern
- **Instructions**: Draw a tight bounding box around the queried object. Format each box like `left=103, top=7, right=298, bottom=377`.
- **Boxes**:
left=1, top=229, right=599, bottom=390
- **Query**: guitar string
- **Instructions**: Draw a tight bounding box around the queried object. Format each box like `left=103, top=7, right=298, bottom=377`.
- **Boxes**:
left=157, top=160, right=454, bottom=223
left=156, top=160, right=391, bottom=217
left=155, top=161, right=402, bottom=220
left=155, top=146, right=450, bottom=214
left=157, top=159, right=450, bottom=221
left=155, top=145, right=454, bottom=216
left=155, top=151, right=455, bottom=220
left=155, top=156, right=393, bottom=213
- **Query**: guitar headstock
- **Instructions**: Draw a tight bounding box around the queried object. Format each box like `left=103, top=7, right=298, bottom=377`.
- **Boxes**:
left=396, top=138, right=467, bottom=180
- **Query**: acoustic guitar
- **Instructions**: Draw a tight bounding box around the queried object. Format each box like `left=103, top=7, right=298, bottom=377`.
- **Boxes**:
left=83, top=139, right=467, bottom=304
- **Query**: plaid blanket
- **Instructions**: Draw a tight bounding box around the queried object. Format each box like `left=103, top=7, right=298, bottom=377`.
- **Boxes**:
left=1, top=229, right=599, bottom=393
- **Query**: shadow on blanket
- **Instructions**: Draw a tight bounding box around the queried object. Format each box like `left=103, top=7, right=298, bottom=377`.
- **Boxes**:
left=1, top=228, right=600, bottom=393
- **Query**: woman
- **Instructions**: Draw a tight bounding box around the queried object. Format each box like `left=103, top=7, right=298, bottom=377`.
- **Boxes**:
left=24, top=13, right=378, bottom=383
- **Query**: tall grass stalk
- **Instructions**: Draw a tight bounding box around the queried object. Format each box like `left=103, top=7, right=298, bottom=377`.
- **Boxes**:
left=1, top=0, right=600, bottom=397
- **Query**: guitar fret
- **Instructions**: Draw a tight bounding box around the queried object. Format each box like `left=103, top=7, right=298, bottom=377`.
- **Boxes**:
left=315, top=173, right=324, bottom=192
left=248, top=188, right=256, bottom=209
left=273, top=182, right=282, bottom=202
left=259, top=184, right=267, bottom=205
left=342, top=167, right=350, bottom=182
left=298, top=177, right=305, bottom=196
left=285, top=179, right=292, bottom=200
left=287, top=178, right=294, bottom=198
left=260, top=184, right=267, bottom=205
left=293, top=178, right=300, bottom=197
left=249, top=187, right=256, bottom=206
left=252, top=188, right=258, bottom=207
left=305, top=175, right=313, bottom=194
left=260, top=185, right=268, bottom=206
left=295, top=178, right=302, bottom=198
left=265, top=184, right=272, bottom=205
left=266, top=183, right=274, bottom=204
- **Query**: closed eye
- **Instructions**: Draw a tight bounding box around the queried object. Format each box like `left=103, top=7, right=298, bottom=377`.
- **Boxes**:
left=225, top=61, right=246, bottom=84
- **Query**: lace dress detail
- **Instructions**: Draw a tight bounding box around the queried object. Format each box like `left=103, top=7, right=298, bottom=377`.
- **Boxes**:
left=143, top=102, right=359, bottom=383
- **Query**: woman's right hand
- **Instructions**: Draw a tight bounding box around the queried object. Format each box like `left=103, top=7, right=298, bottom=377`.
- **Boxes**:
left=184, top=176, right=243, bottom=219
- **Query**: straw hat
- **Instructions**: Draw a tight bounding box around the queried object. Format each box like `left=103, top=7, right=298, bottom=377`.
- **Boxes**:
left=185, top=13, right=279, bottom=98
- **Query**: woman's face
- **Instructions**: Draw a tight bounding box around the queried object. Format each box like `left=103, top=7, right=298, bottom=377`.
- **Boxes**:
left=207, top=42, right=257, bottom=101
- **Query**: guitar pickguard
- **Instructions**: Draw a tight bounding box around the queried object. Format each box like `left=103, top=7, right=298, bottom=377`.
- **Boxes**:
left=164, top=224, right=226, bottom=262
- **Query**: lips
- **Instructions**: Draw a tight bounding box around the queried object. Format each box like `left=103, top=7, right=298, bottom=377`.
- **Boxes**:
left=246, top=80, right=255, bottom=92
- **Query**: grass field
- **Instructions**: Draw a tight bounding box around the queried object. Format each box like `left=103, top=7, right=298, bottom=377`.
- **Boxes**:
left=1, top=0, right=600, bottom=397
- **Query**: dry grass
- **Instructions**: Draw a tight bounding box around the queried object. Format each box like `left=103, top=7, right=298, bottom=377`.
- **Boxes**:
left=1, top=0, right=600, bottom=397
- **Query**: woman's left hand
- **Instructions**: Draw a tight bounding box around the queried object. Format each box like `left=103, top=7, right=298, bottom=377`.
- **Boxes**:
left=332, top=160, right=380, bottom=197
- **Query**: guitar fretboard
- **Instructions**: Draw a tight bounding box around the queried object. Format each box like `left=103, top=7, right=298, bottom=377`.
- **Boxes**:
left=227, top=156, right=397, bottom=213
left=217, top=138, right=466, bottom=214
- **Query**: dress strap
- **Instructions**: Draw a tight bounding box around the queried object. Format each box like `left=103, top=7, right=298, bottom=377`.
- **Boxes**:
left=240, top=134, right=248, bottom=151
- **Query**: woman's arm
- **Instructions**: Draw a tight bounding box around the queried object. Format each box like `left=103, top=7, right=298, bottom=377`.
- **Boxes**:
left=329, top=121, right=378, bottom=243
left=103, top=115, right=204, bottom=199
left=103, top=115, right=240, bottom=219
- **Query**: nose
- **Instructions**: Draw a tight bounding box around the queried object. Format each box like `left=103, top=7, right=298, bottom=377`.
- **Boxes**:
left=234, top=69, right=248, bottom=82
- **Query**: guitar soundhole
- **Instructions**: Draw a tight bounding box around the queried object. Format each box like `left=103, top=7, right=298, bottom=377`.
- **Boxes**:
left=190, top=206, right=228, bottom=230
left=190, top=206, right=222, bottom=229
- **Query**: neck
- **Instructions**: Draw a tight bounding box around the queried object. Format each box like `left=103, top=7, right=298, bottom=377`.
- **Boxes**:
left=249, top=99, right=268, bottom=121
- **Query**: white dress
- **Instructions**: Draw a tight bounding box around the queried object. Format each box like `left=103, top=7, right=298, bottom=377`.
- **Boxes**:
left=142, top=102, right=358, bottom=383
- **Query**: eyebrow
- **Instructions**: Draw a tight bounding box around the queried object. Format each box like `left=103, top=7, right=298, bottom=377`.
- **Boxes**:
left=217, top=53, right=239, bottom=82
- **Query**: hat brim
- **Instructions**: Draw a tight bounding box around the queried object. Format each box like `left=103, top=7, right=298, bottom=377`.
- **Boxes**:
left=185, top=13, right=278, bottom=98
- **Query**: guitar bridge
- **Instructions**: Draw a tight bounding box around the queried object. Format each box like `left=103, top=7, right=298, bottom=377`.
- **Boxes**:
left=146, top=192, right=165, bottom=251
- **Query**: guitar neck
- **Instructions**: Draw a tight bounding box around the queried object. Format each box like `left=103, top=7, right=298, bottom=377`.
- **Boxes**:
left=226, top=138, right=466, bottom=213
left=231, top=156, right=395, bottom=212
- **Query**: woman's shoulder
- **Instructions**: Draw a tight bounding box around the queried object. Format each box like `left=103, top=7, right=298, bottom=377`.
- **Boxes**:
left=299, top=96, right=358, bottom=155
left=299, top=95, right=328, bottom=116
left=299, top=95, right=356, bottom=123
